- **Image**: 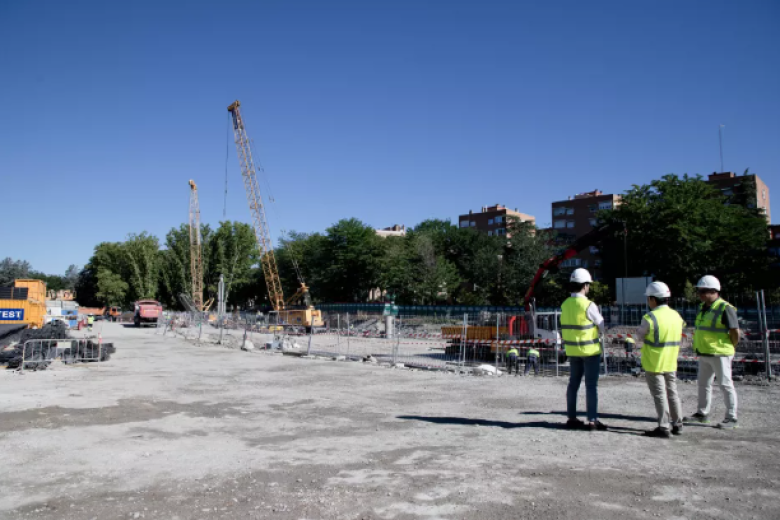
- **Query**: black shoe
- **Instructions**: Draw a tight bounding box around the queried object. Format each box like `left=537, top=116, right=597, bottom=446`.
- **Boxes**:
left=683, top=412, right=710, bottom=424
left=671, top=424, right=683, bottom=436
left=644, top=427, right=671, bottom=438
left=566, top=418, right=585, bottom=429
left=587, top=420, right=608, bottom=431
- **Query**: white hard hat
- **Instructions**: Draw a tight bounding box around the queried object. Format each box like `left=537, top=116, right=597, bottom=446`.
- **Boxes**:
left=696, top=275, right=721, bottom=291
left=645, top=281, right=671, bottom=298
left=570, top=268, right=593, bottom=283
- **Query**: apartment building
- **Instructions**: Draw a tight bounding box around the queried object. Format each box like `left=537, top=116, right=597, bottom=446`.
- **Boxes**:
left=706, top=172, right=771, bottom=222
left=375, top=224, right=407, bottom=238
left=550, top=190, right=621, bottom=277
left=458, top=205, right=535, bottom=237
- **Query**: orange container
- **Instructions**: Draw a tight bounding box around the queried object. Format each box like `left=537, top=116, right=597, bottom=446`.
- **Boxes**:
left=14, top=279, right=46, bottom=303
left=0, top=299, right=46, bottom=328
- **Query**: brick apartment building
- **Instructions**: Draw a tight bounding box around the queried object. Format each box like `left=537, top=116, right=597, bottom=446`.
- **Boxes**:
left=458, top=205, right=535, bottom=237
left=550, top=190, right=621, bottom=278
left=706, top=172, right=771, bottom=222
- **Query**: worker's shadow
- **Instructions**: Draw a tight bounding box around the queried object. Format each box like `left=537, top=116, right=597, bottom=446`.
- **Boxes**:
left=519, top=411, right=655, bottom=423
left=398, top=415, right=646, bottom=436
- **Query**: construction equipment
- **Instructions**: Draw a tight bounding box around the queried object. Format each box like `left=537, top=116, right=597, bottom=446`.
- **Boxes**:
left=133, top=300, right=163, bottom=327
left=0, top=279, right=46, bottom=330
left=227, top=100, right=323, bottom=331
left=189, top=180, right=205, bottom=310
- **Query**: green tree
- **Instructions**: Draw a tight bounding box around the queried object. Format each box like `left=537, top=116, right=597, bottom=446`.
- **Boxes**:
left=599, top=174, right=771, bottom=294
left=96, top=269, right=129, bottom=306
left=206, top=221, right=258, bottom=307
left=124, top=233, right=161, bottom=301
left=0, top=258, right=31, bottom=285
left=319, top=218, right=385, bottom=302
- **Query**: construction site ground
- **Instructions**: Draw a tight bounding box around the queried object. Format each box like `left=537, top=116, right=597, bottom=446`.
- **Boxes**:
left=1, top=324, right=779, bottom=520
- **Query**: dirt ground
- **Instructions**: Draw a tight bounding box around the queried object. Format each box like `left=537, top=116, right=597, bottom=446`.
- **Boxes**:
left=1, top=323, right=779, bottom=520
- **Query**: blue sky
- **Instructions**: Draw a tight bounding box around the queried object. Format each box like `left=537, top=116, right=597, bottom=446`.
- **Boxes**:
left=1, top=0, right=778, bottom=275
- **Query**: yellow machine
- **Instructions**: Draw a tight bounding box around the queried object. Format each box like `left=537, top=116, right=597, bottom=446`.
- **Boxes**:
left=0, top=279, right=46, bottom=329
left=228, top=100, right=322, bottom=330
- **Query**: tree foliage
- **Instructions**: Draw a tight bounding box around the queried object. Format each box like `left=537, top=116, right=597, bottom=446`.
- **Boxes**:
left=598, top=174, right=772, bottom=294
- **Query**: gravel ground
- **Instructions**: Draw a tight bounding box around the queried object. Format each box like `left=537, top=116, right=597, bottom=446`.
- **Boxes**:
left=1, top=322, right=779, bottom=520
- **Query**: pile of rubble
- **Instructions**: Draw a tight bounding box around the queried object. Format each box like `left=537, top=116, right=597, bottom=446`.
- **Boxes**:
left=0, top=322, right=116, bottom=371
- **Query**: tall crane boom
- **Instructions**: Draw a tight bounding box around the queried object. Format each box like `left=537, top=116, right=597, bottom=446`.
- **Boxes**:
left=227, top=100, right=285, bottom=311
left=189, top=180, right=204, bottom=310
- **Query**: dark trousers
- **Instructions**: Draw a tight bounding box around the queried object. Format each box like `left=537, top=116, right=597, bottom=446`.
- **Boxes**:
left=524, top=355, right=539, bottom=375
left=567, top=354, right=601, bottom=422
left=506, top=355, right=519, bottom=374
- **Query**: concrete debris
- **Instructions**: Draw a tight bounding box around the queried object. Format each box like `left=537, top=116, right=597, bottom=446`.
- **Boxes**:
left=473, top=364, right=500, bottom=376
left=241, top=340, right=255, bottom=351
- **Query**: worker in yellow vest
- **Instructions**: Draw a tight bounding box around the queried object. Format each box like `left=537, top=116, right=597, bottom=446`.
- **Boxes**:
left=524, top=347, right=540, bottom=376
left=506, top=347, right=520, bottom=375
left=562, top=268, right=606, bottom=431
left=684, top=275, right=740, bottom=429
left=637, top=282, right=685, bottom=438
left=87, top=315, right=94, bottom=332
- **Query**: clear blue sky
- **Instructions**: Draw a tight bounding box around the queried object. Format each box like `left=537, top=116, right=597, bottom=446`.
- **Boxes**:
left=1, top=0, right=778, bottom=275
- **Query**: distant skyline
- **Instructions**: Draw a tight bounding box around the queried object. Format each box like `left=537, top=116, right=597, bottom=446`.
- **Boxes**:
left=1, top=0, right=778, bottom=274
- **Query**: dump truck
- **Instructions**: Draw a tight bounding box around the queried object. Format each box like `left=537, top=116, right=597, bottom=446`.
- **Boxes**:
left=134, top=300, right=163, bottom=327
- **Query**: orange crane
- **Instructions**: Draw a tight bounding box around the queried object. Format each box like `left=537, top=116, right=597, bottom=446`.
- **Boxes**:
left=227, top=100, right=322, bottom=330
left=189, top=180, right=204, bottom=310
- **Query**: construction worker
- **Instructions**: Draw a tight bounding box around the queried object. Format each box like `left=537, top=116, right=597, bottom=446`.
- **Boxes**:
left=562, top=268, right=607, bottom=431
left=87, top=314, right=94, bottom=332
left=524, top=346, right=540, bottom=376
left=624, top=336, right=636, bottom=357
left=637, top=282, right=685, bottom=438
left=506, top=346, right=519, bottom=375
left=684, top=275, right=740, bottom=429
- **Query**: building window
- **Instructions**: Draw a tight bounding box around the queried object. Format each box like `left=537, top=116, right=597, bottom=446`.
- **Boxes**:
left=589, top=218, right=597, bottom=226
left=488, top=218, right=494, bottom=225
left=722, top=188, right=734, bottom=196
left=598, top=201, right=612, bottom=211
left=582, top=260, right=589, bottom=268
left=488, top=231, right=493, bottom=236
left=470, top=222, right=476, bottom=227
left=554, top=220, right=566, bottom=229
left=588, top=204, right=597, bottom=213
left=561, top=259, right=581, bottom=268
left=566, top=221, right=575, bottom=228
left=553, top=207, right=567, bottom=216
left=566, top=207, right=574, bottom=215
left=762, top=189, right=767, bottom=201
left=495, top=216, right=503, bottom=223
left=495, top=228, right=506, bottom=236
left=460, top=221, right=469, bottom=228
left=589, top=246, right=599, bottom=254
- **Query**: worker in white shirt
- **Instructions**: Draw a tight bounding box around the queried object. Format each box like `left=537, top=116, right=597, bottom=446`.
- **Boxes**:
left=561, top=268, right=607, bottom=431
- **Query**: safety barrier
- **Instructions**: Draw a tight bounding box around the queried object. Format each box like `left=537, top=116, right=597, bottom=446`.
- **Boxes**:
left=18, top=338, right=102, bottom=372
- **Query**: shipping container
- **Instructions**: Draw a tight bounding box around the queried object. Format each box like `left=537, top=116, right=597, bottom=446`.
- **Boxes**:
left=14, top=279, right=46, bottom=303
left=0, top=299, right=46, bottom=328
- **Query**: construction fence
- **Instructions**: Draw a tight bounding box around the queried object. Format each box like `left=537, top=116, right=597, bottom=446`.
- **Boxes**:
left=154, top=308, right=780, bottom=379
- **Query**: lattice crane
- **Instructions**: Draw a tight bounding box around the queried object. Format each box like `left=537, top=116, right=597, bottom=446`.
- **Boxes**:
left=227, top=101, right=285, bottom=312
left=189, top=180, right=204, bottom=310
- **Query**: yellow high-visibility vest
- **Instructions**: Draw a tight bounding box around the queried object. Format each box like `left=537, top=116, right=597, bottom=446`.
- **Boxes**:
left=694, top=298, right=736, bottom=356
left=506, top=348, right=519, bottom=357
left=641, top=305, right=684, bottom=373
left=561, top=297, right=600, bottom=357
left=527, top=348, right=540, bottom=357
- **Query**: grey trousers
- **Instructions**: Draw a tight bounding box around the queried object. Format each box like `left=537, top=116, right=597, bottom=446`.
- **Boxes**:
left=696, top=356, right=738, bottom=421
left=645, top=371, right=682, bottom=429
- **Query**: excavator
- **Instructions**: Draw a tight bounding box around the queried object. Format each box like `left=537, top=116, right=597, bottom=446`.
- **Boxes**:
left=227, top=100, right=323, bottom=331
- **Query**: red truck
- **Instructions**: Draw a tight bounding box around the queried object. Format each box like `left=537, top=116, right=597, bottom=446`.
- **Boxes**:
left=134, top=300, right=163, bottom=327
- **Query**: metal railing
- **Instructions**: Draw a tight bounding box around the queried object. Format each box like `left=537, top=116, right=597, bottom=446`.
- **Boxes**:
left=18, top=338, right=103, bottom=372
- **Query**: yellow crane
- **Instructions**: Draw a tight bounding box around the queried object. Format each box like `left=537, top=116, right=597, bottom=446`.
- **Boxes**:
left=227, top=100, right=322, bottom=330
left=188, top=180, right=205, bottom=310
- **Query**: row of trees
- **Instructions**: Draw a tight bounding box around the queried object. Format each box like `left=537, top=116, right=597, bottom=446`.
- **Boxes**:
left=4, top=174, right=776, bottom=310
left=0, top=258, right=80, bottom=293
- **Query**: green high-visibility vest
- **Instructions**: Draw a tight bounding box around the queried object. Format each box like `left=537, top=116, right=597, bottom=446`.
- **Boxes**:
left=694, top=298, right=736, bottom=356
left=506, top=348, right=519, bottom=357
left=561, top=297, right=600, bottom=357
left=527, top=348, right=540, bottom=357
left=641, top=305, right=684, bottom=373
left=87, top=316, right=94, bottom=325
left=625, top=337, right=635, bottom=344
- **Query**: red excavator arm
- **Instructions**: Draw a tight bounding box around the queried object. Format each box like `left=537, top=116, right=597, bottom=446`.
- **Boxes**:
left=523, top=223, right=615, bottom=307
